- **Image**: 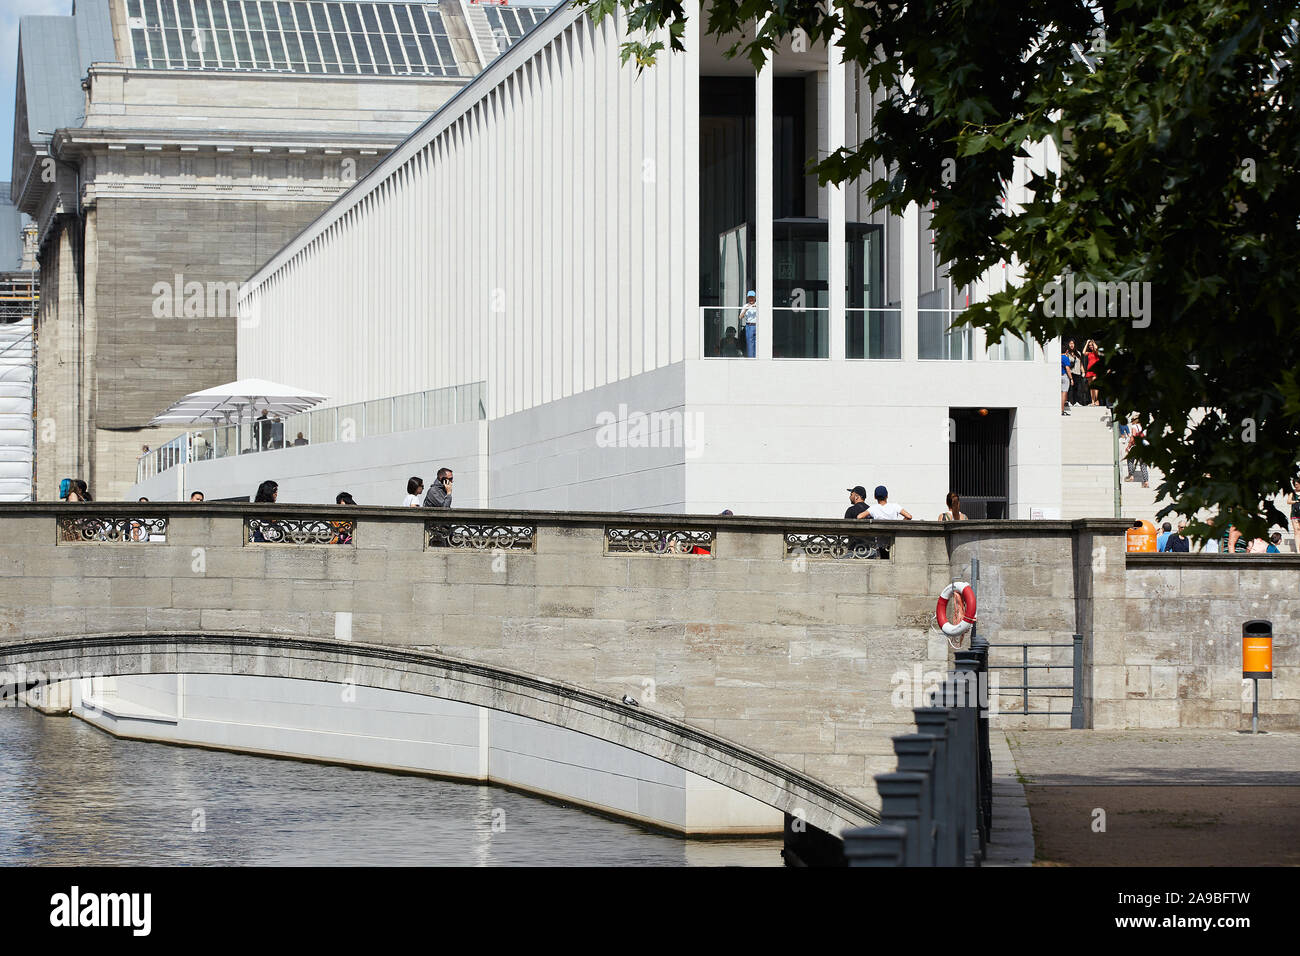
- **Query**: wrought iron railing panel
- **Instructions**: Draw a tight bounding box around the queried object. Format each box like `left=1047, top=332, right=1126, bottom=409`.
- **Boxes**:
left=57, top=516, right=168, bottom=544
left=246, top=517, right=354, bottom=546
left=605, top=527, right=714, bottom=556
left=425, top=523, right=536, bottom=551
left=784, top=532, right=894, bottom=560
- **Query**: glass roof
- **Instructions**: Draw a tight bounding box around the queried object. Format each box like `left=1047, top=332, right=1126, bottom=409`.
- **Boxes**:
left=481, top=4, right=551, bottom=50
left=124, top=0, right=464, bottom=76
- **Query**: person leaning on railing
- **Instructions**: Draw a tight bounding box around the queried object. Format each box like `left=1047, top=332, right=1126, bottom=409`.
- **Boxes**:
left=331, top=492, right=356, bottom=545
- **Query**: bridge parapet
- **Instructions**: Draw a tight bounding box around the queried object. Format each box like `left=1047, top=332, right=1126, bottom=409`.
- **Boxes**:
left=0, top=504, right=1133, bottom=812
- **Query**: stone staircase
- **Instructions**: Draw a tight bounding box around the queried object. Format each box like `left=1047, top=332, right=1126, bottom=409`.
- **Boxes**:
left=1060, top=405, right=1116, bottom=519
left=1061, top=403, right=1293, bottom=546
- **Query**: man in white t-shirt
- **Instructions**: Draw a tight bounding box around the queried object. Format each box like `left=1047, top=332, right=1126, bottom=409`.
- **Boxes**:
left=865, top=485, right=913, bottom=520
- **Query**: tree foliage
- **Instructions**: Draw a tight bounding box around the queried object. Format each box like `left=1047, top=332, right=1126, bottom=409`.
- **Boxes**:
left=576, top=0, right=1300, bottom=538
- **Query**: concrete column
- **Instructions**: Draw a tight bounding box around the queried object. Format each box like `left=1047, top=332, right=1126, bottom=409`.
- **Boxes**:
left=827, top=33, right=846, bottom=361
left=755, top=23, right=774, bottom=360
left=901, top=202, right=919, bottom=361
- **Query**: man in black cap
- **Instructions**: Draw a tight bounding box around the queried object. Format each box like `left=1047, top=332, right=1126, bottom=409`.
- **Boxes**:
left=845, top=486, right=871, bottom=520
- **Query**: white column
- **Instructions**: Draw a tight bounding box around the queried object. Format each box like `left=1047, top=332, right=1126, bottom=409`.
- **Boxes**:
left=901, top=202, right=919, bottom=361
left=827, top=33, right=846, bottom=361
left=755, top=24, right=774, bottom=360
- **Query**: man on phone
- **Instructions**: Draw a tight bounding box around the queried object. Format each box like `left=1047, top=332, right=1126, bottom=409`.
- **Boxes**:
left=424, top=467, right=453, bottom=508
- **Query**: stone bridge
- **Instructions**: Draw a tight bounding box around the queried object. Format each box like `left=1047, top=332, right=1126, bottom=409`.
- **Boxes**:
left=0, top=504, right=1133, bottom=834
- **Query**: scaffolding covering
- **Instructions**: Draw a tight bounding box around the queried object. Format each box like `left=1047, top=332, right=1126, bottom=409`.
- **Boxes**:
left=0, top=273, right=37, bottom=501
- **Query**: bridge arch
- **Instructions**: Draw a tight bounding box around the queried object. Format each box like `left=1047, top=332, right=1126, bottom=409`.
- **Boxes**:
left=1, top=632, right=878, bottom=835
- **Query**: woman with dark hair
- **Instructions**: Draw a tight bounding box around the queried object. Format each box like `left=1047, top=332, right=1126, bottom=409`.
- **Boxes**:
left=1084, top=340, right=1101, bottom=406
left=251, top=480, right=278, bottom=543
left=67, top=479, right=91, bottom=502
left=403, top=477, right=424, bottom=507
left=1288, top=478, right=1300, bottom=552
left=939, top=492, right=967, bottom=521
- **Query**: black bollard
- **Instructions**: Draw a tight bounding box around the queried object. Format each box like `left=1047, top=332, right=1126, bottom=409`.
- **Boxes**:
left=843, top=824, right=908, bottom=867
left=914, top=708, right=954, bottom=866
left=876, top=772, right=927, bottom=867
left=894, top=734, right=938, bottom=866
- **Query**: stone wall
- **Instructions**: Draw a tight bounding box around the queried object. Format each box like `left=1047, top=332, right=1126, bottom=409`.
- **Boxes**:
left=91, top=197, right=329, bottom=429
left=1111, top=554, right=1300, bottom=730
left=2, top=509, right=1132, bottom=809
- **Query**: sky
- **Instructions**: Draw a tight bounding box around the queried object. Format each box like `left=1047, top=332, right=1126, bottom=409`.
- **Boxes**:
left=0, top=0, right=72, bottom=184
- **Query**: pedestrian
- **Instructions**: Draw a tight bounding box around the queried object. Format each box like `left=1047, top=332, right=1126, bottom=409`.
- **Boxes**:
left=332, top=492, right=356, bottom=544
left=1073, top=345, right=1090, bottom=405
left=256, top=410, right=271, bottom=450
left=939, top=492, right=967, bottom=521
left=1288, top=479, right=1300, bottom=551
left=403, top=477, right=424, bottom=507
left=1084, top=340, right=1101, bottom=405
left=865, top=485, right=912, bottom=520
left=1060, top=349, right=1071, bottom=416
left=719, top=327, right=745, bottom=357
left=292, top=432, right=308, bottom=447
left=738, top=291, right=758, bottom=358
left=190, top=491, right=204, bottom=502
left=844, top=485, right=870, bottom=519
left=1155, top=521, right=1172, bottom=552
left=251, top=480, right=278, bottom=542
left=66, top=479, right=91, bottom=502
left=1163, top=523, right=1190, bottom=552
left=1123, top=416, right=1148, bottom=488
left=1267, top=532, right=1283, bottom=553
left=423, top=467, right=453, bottom=508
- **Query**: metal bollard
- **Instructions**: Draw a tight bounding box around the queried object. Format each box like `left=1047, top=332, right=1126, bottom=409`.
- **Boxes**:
left=843, top=824, right=908, bottom=866
left=876, top=772, right=927, bottom=867
left=893, top=734, right=938, bottom=866
left=943, top=671, right=981, bottom=865
left=914, top=708, right=953, bottom=865
left=955, top=650, right=990, bottom=856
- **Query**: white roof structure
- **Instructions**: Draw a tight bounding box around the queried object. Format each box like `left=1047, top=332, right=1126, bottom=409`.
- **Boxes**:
left=150, top=378, right=328, bottom=425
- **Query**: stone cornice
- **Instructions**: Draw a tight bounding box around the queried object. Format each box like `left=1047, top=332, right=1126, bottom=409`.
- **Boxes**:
left=0, top=502, right=1133, bottom=537
left=87, top=61, right=470, bottom=87
left=53, top=128, right=404, bottom=155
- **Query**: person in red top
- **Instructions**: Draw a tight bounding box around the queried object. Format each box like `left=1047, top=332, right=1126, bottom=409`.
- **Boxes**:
left=1084, top=340, right=1101, bottom=406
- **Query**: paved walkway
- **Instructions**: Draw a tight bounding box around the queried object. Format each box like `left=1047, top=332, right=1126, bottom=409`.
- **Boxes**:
left=984, top=730, right=1034, bottom=866
left=1003, top=729, right=1300, bottom=866
left=1006, top=728, right=1300, bottom=785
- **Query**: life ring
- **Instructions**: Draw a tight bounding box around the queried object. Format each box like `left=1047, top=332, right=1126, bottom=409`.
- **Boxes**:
left=935, top=581, right=977, bottom=637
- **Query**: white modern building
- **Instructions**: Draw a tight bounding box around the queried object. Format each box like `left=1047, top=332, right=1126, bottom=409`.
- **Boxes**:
left=136, top=1, right=1067, bottom=519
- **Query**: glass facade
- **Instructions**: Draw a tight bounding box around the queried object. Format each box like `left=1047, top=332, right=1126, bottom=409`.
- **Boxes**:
left=125, top=0, right=462, bottom=75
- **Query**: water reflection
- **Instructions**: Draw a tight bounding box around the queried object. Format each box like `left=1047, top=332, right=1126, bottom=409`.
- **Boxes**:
left=0, top=709, right=782, bottom=866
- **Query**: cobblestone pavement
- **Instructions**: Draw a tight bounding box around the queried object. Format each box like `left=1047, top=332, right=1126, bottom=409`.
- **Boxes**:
left=1004, top=730, right=1300, bottom=866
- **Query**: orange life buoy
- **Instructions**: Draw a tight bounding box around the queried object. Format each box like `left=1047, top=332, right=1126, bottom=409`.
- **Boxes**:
left=935, top=581, right=977, bottom=637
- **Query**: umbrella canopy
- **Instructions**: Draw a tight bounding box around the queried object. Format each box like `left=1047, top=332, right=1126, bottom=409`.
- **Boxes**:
left=149, top=378, right=328, bottom=426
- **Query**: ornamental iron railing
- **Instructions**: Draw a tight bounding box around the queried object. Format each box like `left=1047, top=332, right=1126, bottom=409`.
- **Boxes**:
left=425, top=522, right=536, bottom=551
left=784, top=531, right=893, bottom=560
left=57, top=516, right=168, bottom=544
left=605, top=527, right=714, bottom=556
left=246, top=517, right=353, bottom=546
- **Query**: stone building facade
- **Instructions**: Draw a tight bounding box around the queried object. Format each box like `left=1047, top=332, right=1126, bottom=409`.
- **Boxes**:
left=11, top=0, right=548, bottom=500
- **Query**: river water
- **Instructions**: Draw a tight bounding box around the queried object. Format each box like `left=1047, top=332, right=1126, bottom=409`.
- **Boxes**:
left=0, top=708, right=782, bottom=866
